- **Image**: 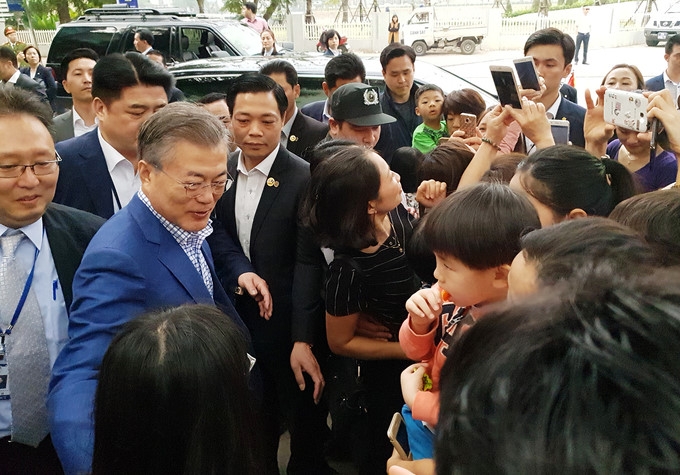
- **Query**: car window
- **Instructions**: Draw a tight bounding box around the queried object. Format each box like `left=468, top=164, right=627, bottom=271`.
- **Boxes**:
left=47, top=26, right=116, bottom=74
left=216, top=23, right=262, bottom=56
left=120, top=26, right=172, bottom=57
left=298, top=76, right=327, bottom=106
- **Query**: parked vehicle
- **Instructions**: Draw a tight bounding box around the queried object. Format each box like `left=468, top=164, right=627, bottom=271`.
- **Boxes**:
left=46, top=6, right=261, bottom=106
left=316, top=29, right=350, bottom=53
left=401, top=6, right=485, bottom=56
left=168, top=52, right=498, bottom=105
left=644, top=1, right=680, bottom=46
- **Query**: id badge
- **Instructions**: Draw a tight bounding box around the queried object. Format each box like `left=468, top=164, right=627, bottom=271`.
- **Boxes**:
left=0, top=363, right=9, bottom=400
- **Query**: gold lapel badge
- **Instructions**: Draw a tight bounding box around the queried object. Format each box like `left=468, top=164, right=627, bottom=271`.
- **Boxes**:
left=290, top=135, right=298, bottom=142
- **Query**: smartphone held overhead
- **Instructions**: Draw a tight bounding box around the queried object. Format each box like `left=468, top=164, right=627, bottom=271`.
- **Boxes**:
left=513, top=57, right=541, bottom=91
left=489, top=65, right=522, bottom=109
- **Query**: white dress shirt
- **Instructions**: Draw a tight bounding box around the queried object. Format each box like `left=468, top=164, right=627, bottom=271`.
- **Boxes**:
left=72, top=107, right=97, bottom=138
left=663, top=70, right=680, bottom=107
left=234, top=145, right=279, bottom=259
left=0, top=219, right=67, bottom=437
left=98, top=128, right=141, bottom=212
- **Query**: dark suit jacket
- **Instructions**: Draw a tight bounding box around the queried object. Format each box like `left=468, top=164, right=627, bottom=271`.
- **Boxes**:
left=287, top=111, right=329, bottom=161
left=300, top=99, right=327, bottom=123
left=51, top=109, right=75, bottom=144
left=48, top=194, right=247, bottom=475
left=555, top=97, right=586, bottom=148
left=20, top=64, right=57, bottom=110
left=43, top=203, right=105, bottom=310
left=560, top=83, right=577, bottom=104
left=54, top=128, right=117, bottom=219
left=14, top=72, right=47, bottom=102
left=210, top=147, right=312, bottom=346
left=646, top=73, right=665, bottom=92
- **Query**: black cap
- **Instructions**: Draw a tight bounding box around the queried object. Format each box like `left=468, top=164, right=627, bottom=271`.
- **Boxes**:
left=330, top=83, right=397, bottom=127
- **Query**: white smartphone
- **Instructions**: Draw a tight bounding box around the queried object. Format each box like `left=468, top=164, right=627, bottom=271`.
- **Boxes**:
left=603, top=89, right=649, bottom=132
left=549, top=119, right=570, bottom=145
left=513, top=56, right=541, bottom=91
left=489, top=65, right=523, bottom=109
left=387, top=412, right=412, bottom=461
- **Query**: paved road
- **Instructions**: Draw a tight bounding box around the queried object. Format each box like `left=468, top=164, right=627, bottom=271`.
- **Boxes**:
left=418, top=43, right=669, bottom=105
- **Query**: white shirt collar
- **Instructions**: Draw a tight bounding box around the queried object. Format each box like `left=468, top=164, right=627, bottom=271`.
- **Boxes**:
left=283, top=107, right=298, bottom=135
left=7, top=70, right=20, bottom=84
left=545, top=94, right=562, bottom=119
left=322, top=99, right=331, bottom=121
left=98, top=127, right=131, bottom=173
left=72, top=106, right=98, bottom=129
left=664, top=70, right=680, bottom=86
left=0, top=218, right=43, bottom=250
left=141, top=46, right=153, bottom=55
left=237, top=144, right=279, bottom=177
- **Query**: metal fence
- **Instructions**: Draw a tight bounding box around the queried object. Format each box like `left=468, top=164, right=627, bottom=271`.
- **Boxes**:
left=303, top=21, right=374, bottom=41
left=16, top=29, right=57, bottom=46
left=500, top=17, right=575, bottom=36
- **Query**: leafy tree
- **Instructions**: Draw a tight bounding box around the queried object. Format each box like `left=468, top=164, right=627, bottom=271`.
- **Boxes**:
left=222, top=0, right=293, bottom=21
left=23, top=0, right=104, bottom=25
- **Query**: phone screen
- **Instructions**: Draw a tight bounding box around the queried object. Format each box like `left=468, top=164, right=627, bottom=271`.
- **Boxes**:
left=551, top=123, right=570, bottom=145
left=396, top=418, right=410, bottom=456
left=491, top=70, right=522, bottom=109
left=515, top=59, right=540, bottom=90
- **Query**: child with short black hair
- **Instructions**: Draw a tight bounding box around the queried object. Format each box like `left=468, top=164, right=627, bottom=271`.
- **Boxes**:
left=412, top=84, right=446, bottom=153
left=397, top=182, right=541, bottom=460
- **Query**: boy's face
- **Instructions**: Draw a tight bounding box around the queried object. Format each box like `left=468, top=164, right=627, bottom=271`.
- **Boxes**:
left=433, top=253, right=502, bottom=308
left=415, top=90, right=444, bottom=122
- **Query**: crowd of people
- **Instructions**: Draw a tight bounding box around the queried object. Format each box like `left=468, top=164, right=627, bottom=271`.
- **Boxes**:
left=2, top=16, right=680, bottom=475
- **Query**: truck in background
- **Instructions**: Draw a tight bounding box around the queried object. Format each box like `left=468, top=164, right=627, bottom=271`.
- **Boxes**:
left=401, top=6, right=486, bottom=55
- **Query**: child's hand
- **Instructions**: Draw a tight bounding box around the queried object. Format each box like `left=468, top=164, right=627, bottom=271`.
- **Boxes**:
left=406, top=287, right=442, bottom=335
left=401, top=363, right=428, bottom=408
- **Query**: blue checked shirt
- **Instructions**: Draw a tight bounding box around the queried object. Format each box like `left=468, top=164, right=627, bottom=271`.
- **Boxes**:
left=138, top=191, right=214, bottom=296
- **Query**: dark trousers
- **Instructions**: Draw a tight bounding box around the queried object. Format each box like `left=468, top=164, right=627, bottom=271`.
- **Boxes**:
left=575, top=32, right=590, bottom=62
left=0, top=435, right=64, bottom=475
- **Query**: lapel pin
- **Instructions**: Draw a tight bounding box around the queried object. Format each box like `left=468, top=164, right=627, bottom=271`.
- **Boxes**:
left=274, top=180, right=280, bottom=187
left=290, top=135, right=298, bottom=142
left=267, top=177, right=275, bottom=187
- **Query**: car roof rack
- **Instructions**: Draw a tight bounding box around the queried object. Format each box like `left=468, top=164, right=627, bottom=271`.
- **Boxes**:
left=81, top=6, right=196, bottom=21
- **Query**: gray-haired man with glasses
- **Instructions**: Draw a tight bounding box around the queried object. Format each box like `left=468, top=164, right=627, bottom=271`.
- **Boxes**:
left=0, top=88, right=103, bottom=473
left=48, top=102, right=271, bottom=475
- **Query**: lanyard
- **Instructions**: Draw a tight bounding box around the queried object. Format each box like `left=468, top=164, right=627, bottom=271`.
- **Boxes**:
left=112, top=184, right=122, bottom=212
left=1, top=246, right=39, bottom=339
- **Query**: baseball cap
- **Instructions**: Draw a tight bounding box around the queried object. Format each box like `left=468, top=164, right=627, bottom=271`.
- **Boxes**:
left=4, top=26, right=16, bottom=36
left=330, top=83, right=396, bottom=127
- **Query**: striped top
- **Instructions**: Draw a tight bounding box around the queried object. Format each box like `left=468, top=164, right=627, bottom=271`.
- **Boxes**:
left=325, top=205, right=420, bottom=339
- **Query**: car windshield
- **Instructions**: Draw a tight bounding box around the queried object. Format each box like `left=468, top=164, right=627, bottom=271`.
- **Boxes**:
left=218, top=23, right=262, bottom=55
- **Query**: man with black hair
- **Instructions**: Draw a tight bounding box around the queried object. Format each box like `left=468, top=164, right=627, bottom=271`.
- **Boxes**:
left=52, top=48, right=99, bottom=143
left=133, top=29, right=154, bottom=55
left=209, top=73, right=331, bottom=474
left=54, top=52, right=173, bottom=219
left=646, top=34, right=680, bottom=106
left=374, top=43, right=422, bottom=164
left=240, top=2, right=269, bottom=33
left=260, top=59, right=328, bottom=161
left=300, top=52, right=366, bottom=123
left=0, top=46, right=46, bottom=101
left=522, top=28, right=585, bottom=148
left=0, top=87, right=103, bottom=474
left=146, top=49, right=185, bottom=103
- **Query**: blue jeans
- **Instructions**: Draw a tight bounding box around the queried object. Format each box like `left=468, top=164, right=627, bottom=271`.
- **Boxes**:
left=575, top=32, right=590, bottom=63
left=401, top=404, right=434, bottom=460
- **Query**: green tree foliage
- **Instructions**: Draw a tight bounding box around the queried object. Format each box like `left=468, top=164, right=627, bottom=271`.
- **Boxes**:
left=23, top=0, right=105, bottom=26
left=222, top=0, right=293, bottom=21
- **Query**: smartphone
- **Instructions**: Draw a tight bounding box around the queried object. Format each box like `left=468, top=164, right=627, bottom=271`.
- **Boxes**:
left=387, top=412, right=412, bottom=461
left=549, top=119, right=570, bottom=145
left=458, top=113, right=477, bottom=139
left=513, top=56, right=541, bottom=91
left=603, top=89, right=649, bottom=132
left=490, top=66, right=523, bottom=109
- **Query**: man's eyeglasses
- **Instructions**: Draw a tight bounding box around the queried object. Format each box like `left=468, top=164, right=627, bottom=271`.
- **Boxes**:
left=154, top=166, right=230, bottom=199
left=0, top=152, right=62, bottom=179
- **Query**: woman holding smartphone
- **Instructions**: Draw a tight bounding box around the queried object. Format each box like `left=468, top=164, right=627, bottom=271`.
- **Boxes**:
left=302, top=144, right=420, bottom=475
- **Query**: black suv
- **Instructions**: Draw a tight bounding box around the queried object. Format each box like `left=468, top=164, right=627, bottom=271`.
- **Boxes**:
left=46, top=6, right=261, bottom=104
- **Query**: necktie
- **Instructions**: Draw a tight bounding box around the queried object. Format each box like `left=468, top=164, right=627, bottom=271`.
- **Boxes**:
left=0, top=232, right=50, bottom=447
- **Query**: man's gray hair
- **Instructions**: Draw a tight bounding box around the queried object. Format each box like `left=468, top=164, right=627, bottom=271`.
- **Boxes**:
left=138, top=102, right=230, bottom=168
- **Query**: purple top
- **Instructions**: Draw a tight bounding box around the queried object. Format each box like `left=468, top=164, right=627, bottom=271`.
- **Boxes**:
left=607, top=139, right=678, bottom=192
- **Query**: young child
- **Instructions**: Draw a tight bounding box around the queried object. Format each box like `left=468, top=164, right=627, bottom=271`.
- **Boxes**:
left=412, top=84, right=447, bottom=153
left=398, top=182, right=541, bottom=460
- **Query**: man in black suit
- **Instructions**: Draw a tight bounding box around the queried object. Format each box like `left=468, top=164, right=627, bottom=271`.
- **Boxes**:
left=54, top=52, right=172, bottom=219
left=261, top=60, right=328, bottom=162
left=0, top=88, right=103, bottom=474
left=209, top=73, right=331, bottom=474
left=0, top=46, right=46, bottom=102
left=52, top=48, right=99, bottom=144
left=300, top=53, right=366, bottom=124
left=523, top=28, right=586, bottom=148
left=645, top=34, right=680, bottom=106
